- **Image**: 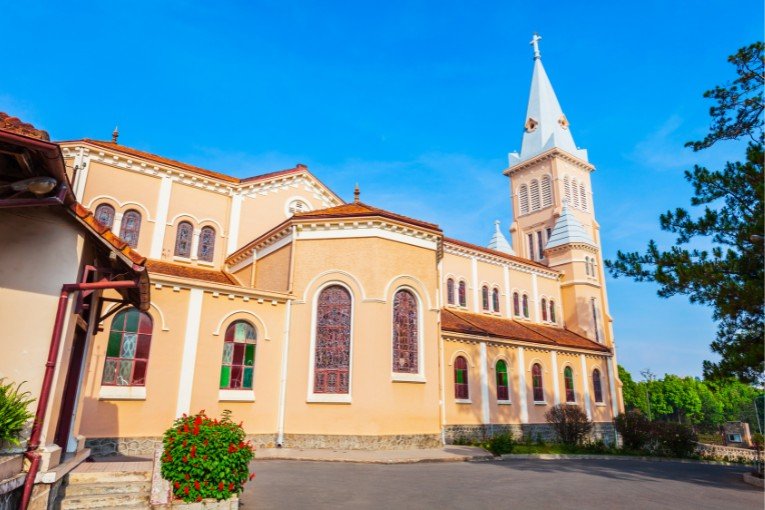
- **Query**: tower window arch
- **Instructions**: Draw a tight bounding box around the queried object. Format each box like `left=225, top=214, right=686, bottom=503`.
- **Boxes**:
left=513, top=292, right=520, bottom=316
left=174, top=221, right=193, bottom=258
left=481, top=285, right=489, bottom=311
left=496, top=359, right=509, bottom=401
left=94, top=203, right=115, bottom=228
left=314, top=285, right=352, bottom=394
left=532, top=363, right=544, bottom=402
left=198, top=226, right=216, bottom=262
left=519, top=185, right=529, bottom=215
left=458, top=281, right=467, bottom=308
left=541, top=298, right=548, bottom=321
left=102, top=308, right=152, bottom=387
left=492, top=288, right=500, bottom=313
left=522, top=294, right=529, bottom=319
left=549, top=300, right=556, bottom=324
left=446, top=278, right=455, bottom=305
left=541, top=175, right=552, bottom=207
left=392, top=289, right=419, bottom=374
left=120, top=210, right=142, bottom=248
left=220, top=321, right=256, bottom=390
left=454, top=356, right=469, bottom=400
left=592, top=369, right=604, bottom=403
left=580, top=183, right=587, bottom=211
left=530, top=179, right=541, bottom=211
left=564, top=366, right=576, bottom=403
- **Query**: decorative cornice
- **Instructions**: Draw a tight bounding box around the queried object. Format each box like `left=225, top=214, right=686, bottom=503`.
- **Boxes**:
left=504, top=147, right=595, bottom=176
left=442, top=331, right=612, bottom=357
left=443, top=242, right=559, bottom=279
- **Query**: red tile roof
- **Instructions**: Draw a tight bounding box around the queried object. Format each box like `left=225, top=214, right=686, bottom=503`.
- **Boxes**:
left=0, top=112, right=50, bottom=141
left=294, top=201, right=441, bottom=232
left=69, top=203, right=147, bottom=266
left=443, top=237, right=554, bottom=271
left=146, top=259, right=240, bottom=285
left=441, top=308, right=610, bottom=353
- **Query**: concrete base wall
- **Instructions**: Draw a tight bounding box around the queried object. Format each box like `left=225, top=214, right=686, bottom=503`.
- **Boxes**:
left=444, top=422, right=617, bottom=446
left=281, top=434, right=442, bottom=450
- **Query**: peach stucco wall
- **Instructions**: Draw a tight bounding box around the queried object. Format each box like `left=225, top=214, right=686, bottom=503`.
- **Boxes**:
left=254, top=244, right=292, bottom=293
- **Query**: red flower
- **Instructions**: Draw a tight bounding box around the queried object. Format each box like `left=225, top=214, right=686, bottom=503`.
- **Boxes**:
left=185, top=473, right=190, bottom=481
left=218, top=481, right=225, bottom=491
left=197, top=496, right=203, bottom=502
left=229, top=482, right=235, bottom=491
left=193, top=425, right=200, bottom=436
left=190, top=445, right=196, bottom=458
left=183, top=424, right=190, bottom=433
left=174, top=482, right=180, bottom=489
left=194, top=415, right=203, bottom=426
left=249, top=473, right=255, bottom=481
left=183, top=485, right=189, bottom=495
left=182, top=456, right=188, bottom=463
left=228, top=443, right=237, bottom=453
left=183, top=440, right=187, bottom=447
left=194, top=481, right=200, bottom=490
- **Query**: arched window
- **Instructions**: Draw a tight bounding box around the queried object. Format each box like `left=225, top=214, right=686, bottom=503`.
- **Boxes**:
left=492, top=288, right=500, bottom=313
left=458, top=281, right=467, bottom=307
left=174, top=221, right=193, bottom=257
left=198, top=226, right=216, bottom=262
left=541, top=298, right=548, bottom=321
left=102, top=308, right=152, bottom=387
left=572, top=179, right=580, bottom=208
left=519, top=185, right=529, bottom=215
left=94, top=203, right=115, bottom=228
left=541, top=175, right=552, bottom=207
left=513, top=292, right=520, bottom=316
left=481, top=285, right=489, bottom=311
left=446, top=278, right=455, bottom=305
left=314, top=285, right=352, bottom=394
left=522, top=294, right=529, bottom=318
left=590, top=259, right=597, bottom=278
left=549, top=300, right=556, bottom=324
left=563, top=176, right=571, bottom=203
left=585, top=257, right=591, bottom=276
left=532, top=363, right=544, bottom=402
left=454, top=356, right=468, bottom=399
left=580, top=183, right=587, bottom=211
left=564, top=366, right=576, bottom=403
left=120, top=210, right=142, bottom=248
left=496, top=359, right=509, bottom=401
left=592, top=369, right=604, bottom=403
left=287, top=199, right=309, bottom=215
left=530, top=179, right=541, bottom=211
left=220, top=321, right=256, bottom=390
left=392, top=289, right=418, bottom=374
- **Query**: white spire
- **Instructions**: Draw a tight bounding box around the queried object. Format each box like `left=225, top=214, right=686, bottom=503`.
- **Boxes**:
left=545, top=201, right=595, bottom=250
left=509, top=34, right=588, bottom=166
left=488, top=220, right=515, bottom=254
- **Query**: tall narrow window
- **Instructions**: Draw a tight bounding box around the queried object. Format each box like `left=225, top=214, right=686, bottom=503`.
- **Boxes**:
left=454, top=356, right=468, bottom=399
left=492, top=288, right=500, bottom=313
left=446, top=278, right=455, bottom=305
left=120, top=210, right=142, bottom=248
left=549, top=300, right=556, bottom=324
left=591, top=298, right=601, bottom=343
left=314, top=285, right=352, bottom=394
left=530, top=179, right=541, bottom=211
left=541, top=175, right=552, bottom=207
left=527, top=233, right=535, bottom=260
left=592, top=369, right=604, bottom=403
left=513, top=292, right=520, bottom=316
left=563, top=176, right=571, bottom=203
left=220, top=321, right=256, bottom=390
left=590, top=259, right=597, bottom=278
left=102, top=308, right=152, bottom=387
left=481, top=286, right=489, bottom=311
left=458, top=281, right=467, bottom=307
left=392, top=289, right=418, bottom=374
left=541, top=298, right=548, bottom=321
left=586, top=257, right=592, bottom=276
left=572, top=179, right=580, bottom=208
left=198, top=226, right=216, bottom=262
left=496, top=360, right=509, bottom=401
left=532, top=363, right=544, bottom=402
left=519, top=185, right=529, bottom=215
left=580, top=183, right=587, bottom=211
left=546, top=227, right=552, bottom=241
left=174, top=221, right=193, bottom=257
left=537, top=231, right=544, bottom=259
left=564, top=366, right=576, bottom=403
left=94, top=204, right=115, bottom=228
left=522, top=294, right=529, bottom=318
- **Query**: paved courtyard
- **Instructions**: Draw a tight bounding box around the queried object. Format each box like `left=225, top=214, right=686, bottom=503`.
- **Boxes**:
left=243, top=458, right=761, bottom=510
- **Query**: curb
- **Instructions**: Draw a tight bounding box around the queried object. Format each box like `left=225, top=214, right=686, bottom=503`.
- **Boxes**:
left=254, top=454, right=493, bottom=465
left=742, top=472, right=764, bottom=488
left=498, top=453, right=745, bottom=466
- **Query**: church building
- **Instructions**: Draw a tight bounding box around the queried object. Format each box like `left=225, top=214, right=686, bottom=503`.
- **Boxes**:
left=50, top=36, right=623, bottom=455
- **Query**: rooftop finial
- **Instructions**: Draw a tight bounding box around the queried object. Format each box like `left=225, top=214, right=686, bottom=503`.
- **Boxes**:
left=494, top=219, right=501, bottom=231
left=112, top=125, right=119, bottom=144
left=353, top=183, right=360, bottom=203
left=530, top=33, right=542, bottom=60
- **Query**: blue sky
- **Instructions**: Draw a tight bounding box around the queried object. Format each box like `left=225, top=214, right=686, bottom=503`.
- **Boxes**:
left=3, top=1, right=762, bottom=379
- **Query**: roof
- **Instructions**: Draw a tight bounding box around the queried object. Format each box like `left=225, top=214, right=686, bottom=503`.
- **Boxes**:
left=0, top=113, right=50, bottom=141
left=487, top=220, right=515, bottom=255
left=293, top=201, right=441, bottom=232
left=146, top=259, right=240, bottom=286
left=69, top=203, right=147, bottom=266
left=545, top=203, right=595, bottom=250
left=443, top=237, right=555, bottom=271
left=441, top=308, right=609, bottom=353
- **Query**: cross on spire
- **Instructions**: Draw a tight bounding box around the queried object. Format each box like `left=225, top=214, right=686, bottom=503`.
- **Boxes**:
left=530, top=33, right=542, bottom=60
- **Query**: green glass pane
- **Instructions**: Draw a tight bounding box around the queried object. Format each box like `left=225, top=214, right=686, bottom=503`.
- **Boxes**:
left=456, top=371, right=464, bottom=384
left=243, top=367, right=253, bottom=389
left=496, top=360, right=506, bottom=373
left=112, top=311, right=126, bottom=331
left=245, top=344, right=255, bottom=366
left=102, top=360, right=117, bottom=384
left=106, top=332, right=122, bottom=357
left=125, top=309, right=139, bottom=332
left=220, top=366, right=230, bottom=388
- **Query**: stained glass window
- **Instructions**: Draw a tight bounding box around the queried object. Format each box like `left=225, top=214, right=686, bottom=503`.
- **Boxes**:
left=532, top=363, right=544, bottom=402
left=513, top=292, right=520, bottom=316
left=564, top=366, right=576, bottom=403
left=120, top=210, right=142, bottom=248
left=220, top=321, right=256, bottom=390
left=541, top=298, right=548, bottom=321
left=550, top=300, right=556, bottom=324
left=314, top=285, right=352, bottom=394
left=446, top=278, right=455, bottom=305
left=94, top=204, right=115, bottom=228
left=593, top=369, right=603, bottom=403
left=458, top=281, right=467, bottom=307
left=198, top=226, right=216, bottom=262
left=392, top=289, right=418, bottom=374
left=522, top=294, right=529, bottom=318
left=454, top=356, right=468, bottom=400
left=496, top=360, right=509, bottom=401
left=102, top=308, right=152, bottom=387
left=492, top=288, right=500, bottom=313
left=175, top=221, right=193, bottom=257
left=481, top=286, right=489, bottom=311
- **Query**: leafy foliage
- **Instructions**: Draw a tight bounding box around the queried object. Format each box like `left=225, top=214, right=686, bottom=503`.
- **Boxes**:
left=614, top=409, right=652, bottom=451
left=606, top=42, right=764, bottom=382
left=0, top=379, right=34, bottom=446
left=481, top=433, right=515, bottom=455
left=650, top=421, right=698, bottom=458
left=545, top=404, right=593, bottom=445
left=161, top=410, right=255, bottom=503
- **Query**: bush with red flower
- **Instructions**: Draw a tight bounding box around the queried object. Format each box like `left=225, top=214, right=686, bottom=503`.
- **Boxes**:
left=161, top=410, right=255, bottom=502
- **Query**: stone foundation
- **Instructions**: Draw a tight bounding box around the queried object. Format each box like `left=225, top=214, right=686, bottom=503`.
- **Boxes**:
left=445, top=422, right=617, bottom=446
left=281, top=433, right=442, bottom=449
left=86, top=437, right=162, bottom=458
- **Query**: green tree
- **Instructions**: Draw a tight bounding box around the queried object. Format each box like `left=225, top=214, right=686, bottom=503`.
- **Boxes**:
left=606, top=43, right=764, bottom=383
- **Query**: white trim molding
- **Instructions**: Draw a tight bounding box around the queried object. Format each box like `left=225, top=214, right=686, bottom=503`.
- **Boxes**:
left=99, top=385, right=146, bottom=401
left=517, top=347, right=529, bottom=423
left=218, top=389, right=255, bottom=402
left=176, top=288, right=203, bottom=417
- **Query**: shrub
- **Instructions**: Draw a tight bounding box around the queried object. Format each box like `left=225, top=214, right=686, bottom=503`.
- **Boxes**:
left=651, top=421, right=697, bottom=458
left=614, top=410, right=652, bottom=451
left=161, top=410, right=255, bottom=503
left=751, top=432, right=764, bottom=449
left=0, top=379, right=34, bottom=446
left=545, top=404, right=592, bottom=445
left=482, top=433, right=515, bottom=455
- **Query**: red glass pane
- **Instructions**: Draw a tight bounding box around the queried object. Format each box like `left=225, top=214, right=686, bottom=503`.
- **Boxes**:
left=314, top=286, right=352, bottom=394
left=132, top=360, right=147, bottom=385
left=138, top=313, right=152, bottom=334
left=135, top=334, right=151, bottom=360
left=233, top=343, right=245, bottom=365
left=392, top=290, right=418, bottom=374
left=231, top=365, right=243, bottom=389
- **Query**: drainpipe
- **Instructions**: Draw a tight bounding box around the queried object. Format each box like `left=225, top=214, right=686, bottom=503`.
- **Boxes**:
left=21, top=279, right=138, bottom=510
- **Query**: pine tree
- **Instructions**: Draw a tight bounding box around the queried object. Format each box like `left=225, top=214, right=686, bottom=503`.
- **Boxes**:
left=607, top=43, right=764, bottom=383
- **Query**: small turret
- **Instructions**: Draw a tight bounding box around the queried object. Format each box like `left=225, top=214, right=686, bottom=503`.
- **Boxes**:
left=487, top=220, right=514, bottom=254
